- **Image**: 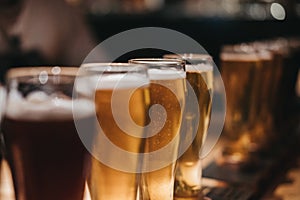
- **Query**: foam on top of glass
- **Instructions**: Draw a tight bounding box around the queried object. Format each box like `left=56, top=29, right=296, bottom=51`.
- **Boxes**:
left=220, top=52, right=260, bottom=62
left=148, top=68, right=186, bottom=80
left=257, top=50, right=273, bottom=61
left=95, top=74, right=150, bottom=90
left=186, top=64, right=213, bottom=72
left=5, top=90, right=94, bottom=121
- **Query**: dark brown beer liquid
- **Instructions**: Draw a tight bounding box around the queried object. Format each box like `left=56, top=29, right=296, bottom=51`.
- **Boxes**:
left=2, top=116, right=91, bottom=200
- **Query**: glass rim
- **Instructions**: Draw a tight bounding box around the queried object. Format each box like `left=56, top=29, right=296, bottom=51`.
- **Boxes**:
left=81, top=62, right=148, bottom=74
left=220, top=46, right=264, bottom=61
left=163, top=53, right=213, bottom=61
left=128, top=58, right=185, bottom=69
left=6, top=66, right=79, bottom=80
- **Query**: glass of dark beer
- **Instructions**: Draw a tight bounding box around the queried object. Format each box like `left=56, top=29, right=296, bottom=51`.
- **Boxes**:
left=1, top=66, right=95, bottom=200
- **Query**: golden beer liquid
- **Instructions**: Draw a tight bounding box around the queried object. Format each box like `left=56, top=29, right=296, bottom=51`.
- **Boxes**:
left=89, top=86, right=150, bottom=200
left=142, top=77, right=186, bottom=200
left=251, top=52, right=275, bottom=146
left=221, top=54, right=260, bottom=139
left=220, top=53, right=261, bottom=163
left=174, top=68, right=213, bottom=197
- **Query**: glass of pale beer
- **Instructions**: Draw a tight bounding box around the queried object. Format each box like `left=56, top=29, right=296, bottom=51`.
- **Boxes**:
left=81, top=63, right=150, bottom=200
left=1, top=66, right=95, bottom=200
left=129, top=58, right=186, bottom=200
left=164, top=54, right=213, bottom=198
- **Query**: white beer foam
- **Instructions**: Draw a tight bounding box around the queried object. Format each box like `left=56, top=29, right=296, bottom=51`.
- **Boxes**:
left=257, top=51, right=273, bottom=61
left=5, top=90, right=94, bottom=121
left=186, top=64, right=213, bottom=72
left=96, top=74, right=150, bottom=90
left=148, top=69, right=186, bottom=80
left=220, top=52, right=260, bottom=61
left=75, top=74, right=149, bottom=98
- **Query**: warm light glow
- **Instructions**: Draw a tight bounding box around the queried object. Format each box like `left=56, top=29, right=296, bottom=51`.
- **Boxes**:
left=249, top=4, right=267, bottom=20
left=270, top=3, right=286, bottom=20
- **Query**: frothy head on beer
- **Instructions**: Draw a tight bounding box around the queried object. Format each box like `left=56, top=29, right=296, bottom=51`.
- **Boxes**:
left=79, top=63, right=150, bottom=91
left=220, top=52, right=260, bottom=62
left=4, top=66, right=94, bottom=121
left=81, top=63, right=150, bottom=88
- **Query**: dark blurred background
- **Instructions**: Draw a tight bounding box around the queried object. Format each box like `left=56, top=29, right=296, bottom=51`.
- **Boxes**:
left=1, top=0, right=300, bottom=79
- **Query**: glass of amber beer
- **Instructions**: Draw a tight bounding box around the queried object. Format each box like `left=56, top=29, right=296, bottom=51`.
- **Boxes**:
left=81, top=63, right=150, bottom=200
left=164, top=54, right=213, bottom=198
left=248, top=49, right=276, bottom=151
left=219, top=48, right=261, bottom=165
left=1, top=66, right=95, bottom=200
left=129, top=58, right=186, bottom=200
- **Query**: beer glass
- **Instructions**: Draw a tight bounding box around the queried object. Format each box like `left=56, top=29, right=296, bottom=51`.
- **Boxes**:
left=220, top=50, right=261, bottom=164
left=0, top=84, right=5, bottom=188
left=81, top=63, right=150, bottom=200
left=164, top=54, right=213, bottom=198
left=1, top=66, right=95, bottom=200
left=129, top=58, right=186, bottom=200
left=251, top=40, right=294, bottom=146
left=248, top=48, right=277, bottom=150
left=263, top=39, right=298, bottom=128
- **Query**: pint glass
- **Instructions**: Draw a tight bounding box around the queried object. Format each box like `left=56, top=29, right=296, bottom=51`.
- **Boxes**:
left=1, top=67, right=95, bottom=200
left=0, top=84, right=5, bottom=188
left=251, top=40, right=295, bottom=145
left=164, top=54, right=213, bottom=198
left=129, top=58, right=186, bottom=200
left=220, top=50, right=261, bottom=164
left=250, top=49, right=276, bottom=150
left=82, top=63, right=150, bottom=200
left=264, top=39, right=298, bottom=129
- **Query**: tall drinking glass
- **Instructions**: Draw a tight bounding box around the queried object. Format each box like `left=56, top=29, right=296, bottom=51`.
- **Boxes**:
left=129, top=58, right=186, bottom=200
left=251, top=40, right=297, bottom=150
left=0, top=84, right=5, bottom=189
left=258, top=39, right=297, bottom=132
left=249, top=49, right=276, bottom=151
left=219, top=50, right=261, bottom=165
left=81, top=63, right=150, bottom=200
left=164, top=54, right=213, bottom=198
left=1, top=66, right=95, bottom=200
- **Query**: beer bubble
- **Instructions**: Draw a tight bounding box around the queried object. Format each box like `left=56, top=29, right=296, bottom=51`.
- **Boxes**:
left=39, top=71, right=48, bottom=84
left=51, top=66, right=61, bottom=75
left=6, top=90, right=94, bottom=121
